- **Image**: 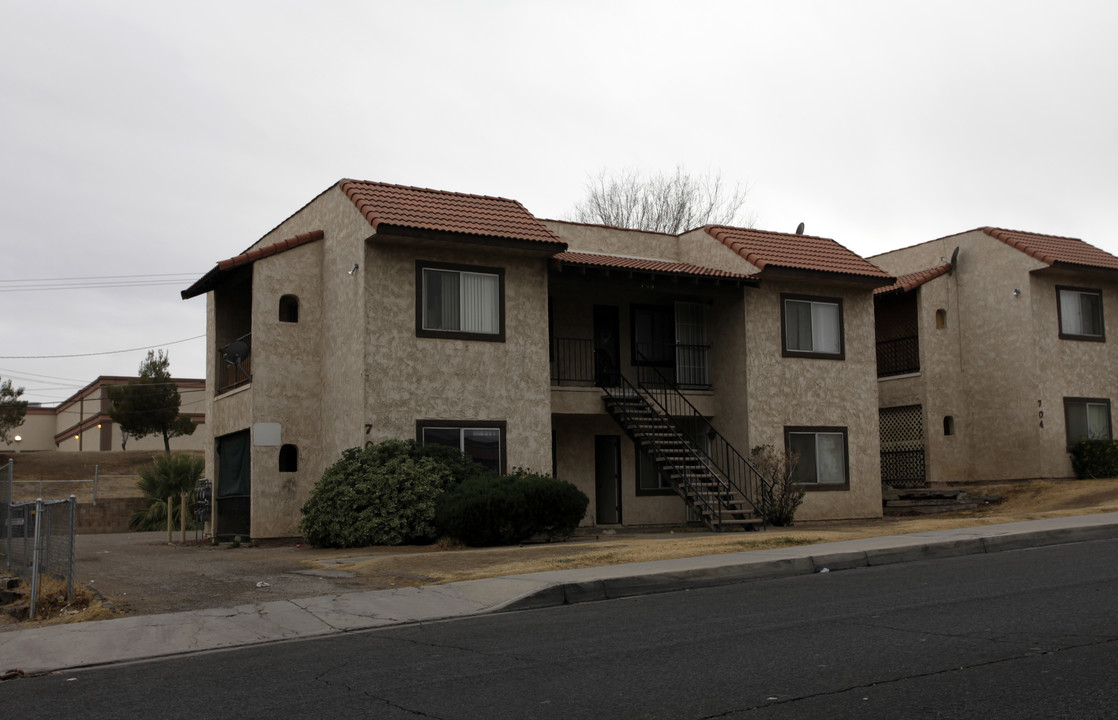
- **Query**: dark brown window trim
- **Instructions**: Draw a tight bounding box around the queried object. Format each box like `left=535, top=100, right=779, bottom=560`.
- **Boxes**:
left=416, top=419, right=508, bottom=474
left=635, top=446, right=676, bottom=496
left=415, top=260, right=506, bottom=343
left=1062, top=397, right=1112, bottom=450
left=1056, top=285, right=1105, bottom=342
left=783, top=425, right=850, bottom=491
left=780, top=293, right=846, bottom=360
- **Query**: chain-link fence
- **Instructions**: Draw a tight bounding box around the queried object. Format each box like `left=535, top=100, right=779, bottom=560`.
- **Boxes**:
left=2, top=459, right=78, bottom=619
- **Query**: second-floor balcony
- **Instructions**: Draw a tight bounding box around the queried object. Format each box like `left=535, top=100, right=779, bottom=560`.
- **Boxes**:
left=877, top=335, right=919, bottom=378
left=217, top=333, right=252, bottom=394
left=550, top=337, right=711, bottom=389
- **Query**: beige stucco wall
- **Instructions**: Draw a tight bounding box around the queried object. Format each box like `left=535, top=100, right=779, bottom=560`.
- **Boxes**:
left=677, top=227, right=763, bottom=275
left=872, top=229, right=1118, bottom=483
left=1028, top=267, right=1118, bottom=477
left=0, top=409, right=57, bottom=452
left=205, top=184, right=373, bottom=538
left=544, top=220, right=681, bottom=260
left=742, top=277, right=883, bottom=520
left=552, top=414, right=688, bottom=526
left=362, top=239, right=554, bottom=476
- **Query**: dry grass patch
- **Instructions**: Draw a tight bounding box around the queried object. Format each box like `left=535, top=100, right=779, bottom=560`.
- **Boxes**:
left=7, top=575, right=115, bottom=626
left=338, top=533, right=828, bottom=586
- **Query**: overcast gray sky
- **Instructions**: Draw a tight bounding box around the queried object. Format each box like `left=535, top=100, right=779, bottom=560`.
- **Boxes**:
left=3, top=0, right=1117, bottom=405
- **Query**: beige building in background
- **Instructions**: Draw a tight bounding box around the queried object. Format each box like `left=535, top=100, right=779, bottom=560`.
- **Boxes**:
left=0, top=376, right=207, bottom=454
left=871, top=227, right=1118, bottom=486
left=184, top=179, right=894, bottom=539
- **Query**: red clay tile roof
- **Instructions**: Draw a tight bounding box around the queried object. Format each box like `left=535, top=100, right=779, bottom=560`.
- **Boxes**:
left=703, top=226, right=893, bottom=281
left=981, top=227, right=1118, bottom=271
left=181, top=230, right=325, bottom=299
left=874, top=263, right=953, bottom=295
left=216, top=230, right=325, bottom=271
left=340, top=179, right=563, bottom=246
left=551, top=251, right=756, bottom=281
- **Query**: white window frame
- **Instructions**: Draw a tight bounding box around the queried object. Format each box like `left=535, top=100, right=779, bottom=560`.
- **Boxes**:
left=782, top=295, right=845, bottom=359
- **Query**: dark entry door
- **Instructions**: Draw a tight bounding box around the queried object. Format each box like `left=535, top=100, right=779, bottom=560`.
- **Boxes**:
left=593, top=305, right=620, bottom=387
left=216, top=429, right=251, bottom=537
left=595, top=435, right=621, bottom=524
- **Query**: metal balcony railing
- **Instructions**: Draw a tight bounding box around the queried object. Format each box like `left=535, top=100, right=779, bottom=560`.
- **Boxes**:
left=550, top=337, right=711, bottom=389
left=217, top=333, right=252, bottom=394
left=876, top=335, right=920, bottom=377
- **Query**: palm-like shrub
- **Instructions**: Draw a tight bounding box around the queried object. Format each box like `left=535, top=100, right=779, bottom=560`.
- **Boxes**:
left=130, top=453, right=205, bottom=531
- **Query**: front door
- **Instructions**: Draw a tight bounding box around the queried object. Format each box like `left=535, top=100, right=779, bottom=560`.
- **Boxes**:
left=594, top=435, right=622, bottom=524
left=593, top=305, right=620, bottom=387
left=215, top=429, right=252, bottom=538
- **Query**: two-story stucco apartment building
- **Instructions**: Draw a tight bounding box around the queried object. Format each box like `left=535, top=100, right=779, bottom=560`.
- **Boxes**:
left=871, top=227, right=1118, bottom=487
left=183, top=179, right=894, bottom=539
left=0, top=376, right=206, bottom=454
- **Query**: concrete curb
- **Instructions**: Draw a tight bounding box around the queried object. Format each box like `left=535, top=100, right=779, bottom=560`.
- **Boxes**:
left=3, top=513, right=1117, bottom=676
left=497, top=513, right=1118, bottom=612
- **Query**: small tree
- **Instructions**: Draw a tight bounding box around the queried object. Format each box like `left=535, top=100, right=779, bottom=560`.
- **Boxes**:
left=0, top=377, right=28, bottom=443
left=108, top=350, right=196, bottom=453
left=131, top=453, right=205, bottom=531
left=750, top=444, right=806, bottom=527
left=571, top=166, right=752, bottom=233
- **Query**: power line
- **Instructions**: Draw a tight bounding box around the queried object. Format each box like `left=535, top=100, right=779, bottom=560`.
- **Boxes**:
left=0, top=271, right=205, bottom=293
left=0, top=335, right=205, bottom=359
left=0, top=280, right=198, bottom=293
left=0, top=367, right=91, bottom=383
left=0, top=272, right=204, bottom=283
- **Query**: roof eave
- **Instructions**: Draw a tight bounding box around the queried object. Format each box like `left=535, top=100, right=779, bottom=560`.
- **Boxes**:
left=549, top=258, right=759, bottom=288
left=758, top=266, right=895, bottom=288
left=181, top=267, right=223, bottom=299
left=1044, top=261, right=1118, bottom=277
left=373, top=224, right=567, bottom=254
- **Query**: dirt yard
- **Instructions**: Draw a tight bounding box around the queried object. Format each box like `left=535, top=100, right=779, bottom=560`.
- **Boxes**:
left=3, top=475, right=1116, bottom=629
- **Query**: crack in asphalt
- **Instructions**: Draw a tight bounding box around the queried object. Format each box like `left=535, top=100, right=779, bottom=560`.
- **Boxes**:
left=386, top=625, right=538, bottom=664
left=695, top=636, right=1118, bottom=717
left=849, top=618, right=1113, bottom=648
left=311, top=659, right=447, bottom=719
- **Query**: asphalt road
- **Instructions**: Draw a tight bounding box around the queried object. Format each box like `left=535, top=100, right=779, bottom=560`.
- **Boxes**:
left=6, top=539, right=1118, bottom=719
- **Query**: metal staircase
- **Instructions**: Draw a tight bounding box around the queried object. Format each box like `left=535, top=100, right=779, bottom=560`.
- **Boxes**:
left=601, top=373, right=774, bottom=532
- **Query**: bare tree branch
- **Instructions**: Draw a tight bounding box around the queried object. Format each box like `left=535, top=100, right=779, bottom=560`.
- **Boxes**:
left=571, top=166, right=753, bottom=233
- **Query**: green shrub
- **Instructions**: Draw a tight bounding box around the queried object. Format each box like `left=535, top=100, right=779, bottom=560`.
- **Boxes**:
left=435, top=470, right=589, bottom=546
left=1070, top=439, right=1118, bottom=479
left=131, top=453, right=205, bottom=531
left=300, top=439, right=486, bottom=548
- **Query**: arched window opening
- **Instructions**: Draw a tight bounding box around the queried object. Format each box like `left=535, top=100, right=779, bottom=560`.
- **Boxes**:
left=935, top=309, right=947, bottom=329
left=279, top=295, right=299, bottom=323
left=943, top=416, right=955, bottom=436
left=279, top=444, right=298, bottom=472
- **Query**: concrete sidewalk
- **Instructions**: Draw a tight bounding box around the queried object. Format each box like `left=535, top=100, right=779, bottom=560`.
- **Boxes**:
left=3, top=512, right=1118, bottom=676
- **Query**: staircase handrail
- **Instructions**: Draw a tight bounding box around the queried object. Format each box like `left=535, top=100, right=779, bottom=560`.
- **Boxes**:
left=600, top=377, right=725, bottom=528
left=634, top=353, right=775, bottom=523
